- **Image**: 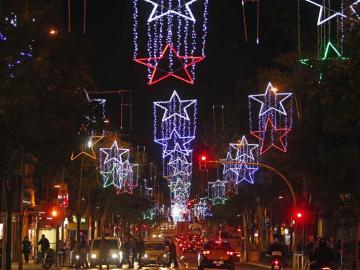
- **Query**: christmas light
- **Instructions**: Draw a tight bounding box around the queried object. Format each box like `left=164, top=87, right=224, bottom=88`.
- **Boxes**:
left=248, top=82, right=292, bottom=117
left=144, top=0, right=198, bottom=22
left=143, top=208, right=156, bottom=220
left=134, top=44, right=204, bottom=85
left=208, top=180, right=228, bottom=205
left=193, top=197, right=212, bottom=220
left=250, top=117, right=291, bottom=154
left=222, top=136, right=259, bottom=185
left=133, top=0, right=209, bottom=84
left=99, top=141, right=138, bottom=194
left=153, top=91, right=197, bottom=222
left=305, top=0, right=347, bottom=26
left=71, top=135, right=104, bottom=161
left=248, top=82, right=293, bottom=155
left=321, top=41, right=349, bottom=61
left=350, top=0, right=360, bottom=20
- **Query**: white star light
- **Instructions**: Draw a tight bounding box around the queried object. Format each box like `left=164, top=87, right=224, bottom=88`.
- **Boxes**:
left=154, top=90, right=197, bottom=122
left=305, top=0, right=347, bottom=26
left=154, top=128, right=195, bottom=151
left=144, top=0, right=198, bottom=22
left=230, top=135, right=259, bottom=162
left=100, top=141, right=129, bottom=166
left=249, top=82, right=292, bottom=117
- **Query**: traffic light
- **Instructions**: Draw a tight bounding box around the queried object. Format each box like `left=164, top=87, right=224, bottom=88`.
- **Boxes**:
left=199, top=153, right=207, bottom=170
left=294, top=210, right=304, bottom=222
left=51, top=209, right=58, bottom=218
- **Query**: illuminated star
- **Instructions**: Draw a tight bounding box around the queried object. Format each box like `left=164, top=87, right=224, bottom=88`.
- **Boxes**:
left=230, top=135, right=259, bottom=162
left=101, top=165, right=120, bottom=188
left=249, top=82, right=292, bottom=117
left=236, top=164, right=258, bottom=184
left=100, top=141, right=129, bottom=165
left=208, top=180, right=228, bottom=205
left=350, top=0, right=360, bottom=20
left=251, top=117, right=291, bottom=155
left=144, top=0, right=198, bottom=22
left=154, top=91, right=197, bottom=122
left=154, top=128, right=195, bottom=150
left=134, top=44, right=204, bottom=85
left=71, top=135, right=104, bottom=161
left=305, top=0, right=347, bottom=26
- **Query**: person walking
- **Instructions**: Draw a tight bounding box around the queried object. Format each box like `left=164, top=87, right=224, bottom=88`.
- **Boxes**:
left=99, top=236, right=110, bottom=270
left=168, top=238, right=179, bottom=268
left=121, top=237, right=130, bottom=266
left=79, top=235, right=89, bottom=268
left=37, top=234, right=50, bottom=263
left=22, top=236, right=32, bottom=263
left=129, top=237, right=138, bottom=268
left=136, top=237, right=145, bottom=269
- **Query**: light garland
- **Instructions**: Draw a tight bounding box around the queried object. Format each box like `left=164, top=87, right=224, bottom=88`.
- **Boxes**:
left=222, top=135, right=259, bottom=187
left=193, top=197, right=212, bottom=220
left=134, top=44, right=204, bottom=85
left=208, top=180, right=228, bottom=205
left=305, top=0, right=347, bottom=26
left=70, top=134, right=104, bottom=161
left=144, top=0, right=198, bottom=22
left=99, top=141, right=139, bottom=194
left=153, top=91, right=197, bottom=221
left=248, top=82, right=293, bottom=155
left=250, top=117, right=291, bottom=154
left=133, top=0, right=209, bottom=84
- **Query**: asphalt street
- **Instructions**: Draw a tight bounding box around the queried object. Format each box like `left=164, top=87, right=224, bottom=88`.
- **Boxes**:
left=12, top=254, right=267, bottom=270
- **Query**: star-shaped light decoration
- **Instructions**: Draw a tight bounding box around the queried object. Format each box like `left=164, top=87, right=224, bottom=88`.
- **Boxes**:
left=230, top=135, right=259, bottom=162
left=100, top=140, right=129, bottom=167
left=143, top=208, right=156, bottom=220
left=248, top=82, right=292, bottom=117
left=208, top=180, right=228, bottom=205
left=101, top=164, right=121, bottom=188
left=134, top=44, right=204, bottom=85
left=144, top=0, right=198, bottom=22
left=251, top=117, right=291, bottom=155
left=154, top=91, right=197, bottom=122
left=155, top=128, right=195, bottom=151
left=321, top=41, right=349, bottom=61
left=350, top=0, right=360, bottom=20
left=236, top=164, right=258, bottom=184
left=70, top=134, right=104, bottom=161
left=193, top=198, right=212, bottom=220
left=305, top=0, right=347, bottom=26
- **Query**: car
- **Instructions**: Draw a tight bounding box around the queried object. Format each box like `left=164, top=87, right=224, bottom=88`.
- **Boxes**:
left=198, top=240, right=235, bottom=270
left=140, top=240, right=169, bottom=267
left=89, top=237, right=122, bottom=268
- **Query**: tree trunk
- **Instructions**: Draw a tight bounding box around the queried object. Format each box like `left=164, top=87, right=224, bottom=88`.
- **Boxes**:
left=5, top=179, right=13, bottom=270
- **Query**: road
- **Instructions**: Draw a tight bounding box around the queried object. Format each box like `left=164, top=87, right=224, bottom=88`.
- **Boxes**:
left=15, top=255, right=267, bottom=270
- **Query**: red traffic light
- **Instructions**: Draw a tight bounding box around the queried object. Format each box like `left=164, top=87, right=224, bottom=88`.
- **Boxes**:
left=201, top=155, right=207, bottom=161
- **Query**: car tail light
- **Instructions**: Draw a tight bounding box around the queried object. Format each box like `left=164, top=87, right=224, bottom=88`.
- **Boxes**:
left=179, top=243, right=183, bottom=247
left=226, top=251, right=234, bottom=255
left=274, top=260, right=279, bottom=265
left=203, top=250, right=210, bottom=255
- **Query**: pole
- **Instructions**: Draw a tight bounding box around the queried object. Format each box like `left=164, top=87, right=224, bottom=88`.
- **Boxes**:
left=77, top=156, right=84, bottom=242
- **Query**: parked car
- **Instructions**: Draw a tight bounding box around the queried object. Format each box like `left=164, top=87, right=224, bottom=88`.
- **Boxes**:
left=198, top=240, right=235, bottom=270
left=140, top=240, right=169, bottom=267
left=89, top=237, right=122, bottom=268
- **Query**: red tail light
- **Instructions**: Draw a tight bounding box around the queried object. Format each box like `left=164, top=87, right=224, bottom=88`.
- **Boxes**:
left=226, top=251, right=234, bottom=255
left=179, top=243, right=183, bottom=247
left=274, top=260, right=279, bottom=265
left=203, top=250, right=210, bottom=255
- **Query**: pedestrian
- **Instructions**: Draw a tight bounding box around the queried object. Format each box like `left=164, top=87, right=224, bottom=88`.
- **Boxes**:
left=121, top=237, right=130, bottom=265
left=129, top=237, right=138, bottom=268
left=136, top=237, right=145, bottom=269
left=37, top=234, right=50, bottom=263
left=99, top=236, right=110, bottom=270
left=79, top=235, right=89, bottom=268
left=22, top=236, right=32, bottom=263
left=168, top=238, right=179, bottom=268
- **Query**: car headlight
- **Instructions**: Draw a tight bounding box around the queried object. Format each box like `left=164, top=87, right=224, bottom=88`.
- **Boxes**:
left=75, top=255, right=80, bottom=260
left=143, top=254, right=148, bottom=258
left=111, top=253, right=118, bottom=259
left=91, top=254, right=97, bottom=259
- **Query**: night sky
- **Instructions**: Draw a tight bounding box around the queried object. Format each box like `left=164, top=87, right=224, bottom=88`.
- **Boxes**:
left=66, top=0, right=318, bottom=160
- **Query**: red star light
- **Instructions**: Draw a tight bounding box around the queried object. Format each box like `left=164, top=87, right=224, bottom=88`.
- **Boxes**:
left=134, top=44, right=204, bottom=85
left=250, top=117, right=291, bottom=155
